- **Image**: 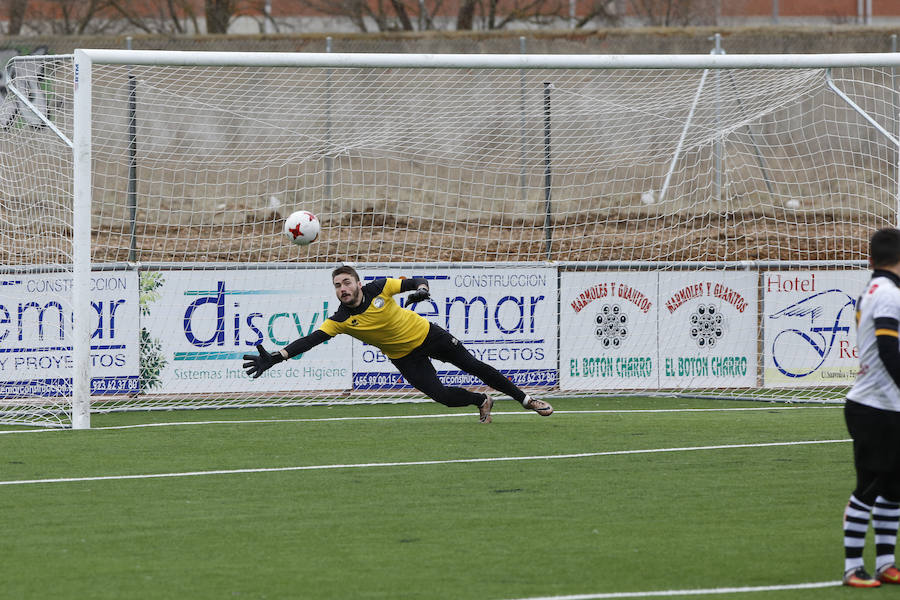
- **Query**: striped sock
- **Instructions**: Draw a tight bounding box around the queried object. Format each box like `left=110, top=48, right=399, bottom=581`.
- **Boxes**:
left=844, top=495, right=872, bottom=573
left=874, top=496, right=900, bottom=573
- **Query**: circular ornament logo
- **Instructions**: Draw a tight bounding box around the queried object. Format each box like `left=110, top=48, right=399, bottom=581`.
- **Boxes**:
left=689, top=304, right=725, bottom=348
left=595, top=304, right=628, bottom=349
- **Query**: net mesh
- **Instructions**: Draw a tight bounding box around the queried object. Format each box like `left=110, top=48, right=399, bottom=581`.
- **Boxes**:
left=0, top=55, right=74, bottom=426
left=86, top=63, right=894, bottom=264
left=2, top=53, right=898, bottom=425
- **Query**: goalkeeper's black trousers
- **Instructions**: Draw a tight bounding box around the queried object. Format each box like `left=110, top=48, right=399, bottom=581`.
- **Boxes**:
left=390, top=323, right=526, bottom=407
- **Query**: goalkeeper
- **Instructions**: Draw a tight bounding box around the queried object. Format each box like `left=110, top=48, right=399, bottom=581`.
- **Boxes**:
left=242, top=265, right=552, bottom=423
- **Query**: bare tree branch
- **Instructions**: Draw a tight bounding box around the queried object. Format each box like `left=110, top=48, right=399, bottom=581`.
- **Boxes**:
left=629, top=0, right=706, bottom=26
left=167, top=0, right=187, bottom=33
left=7, top=0, right=28, bottom=34
left=283, top=0, right=602, bottom=32
left=457, top=0, right=476, bottom=29
left=19, top=0, right=126, bottom=35
left=205, top=0, right=235, bottom=33
left=243, top=0, right=283, bottom=33
left=575, top=0, right=621, bottom=27
left=491, top=0, right=563, bottom=29
left=105, top=0, right=201, bottom=34
left=286, top=0, right=369, bottom=32
left=389, top=0, right=414, bottom=30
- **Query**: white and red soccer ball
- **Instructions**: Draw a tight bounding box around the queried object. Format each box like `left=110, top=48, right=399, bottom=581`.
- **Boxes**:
left=283, top=210, right=320, bottom=246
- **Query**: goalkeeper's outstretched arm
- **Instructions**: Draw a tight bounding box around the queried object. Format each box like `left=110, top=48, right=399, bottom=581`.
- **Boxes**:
left=400, top=277, right=430, bottom=303
left=242, top=330, right=333, bottom=379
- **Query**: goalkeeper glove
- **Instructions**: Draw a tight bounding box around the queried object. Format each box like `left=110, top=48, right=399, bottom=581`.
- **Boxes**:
left=407, top=286, right=430, bottom=304
left=242, top=344, right=284, bottom=379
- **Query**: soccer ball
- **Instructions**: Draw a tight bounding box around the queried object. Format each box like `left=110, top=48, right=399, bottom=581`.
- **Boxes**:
left=283, top=210, right=320, bottom=246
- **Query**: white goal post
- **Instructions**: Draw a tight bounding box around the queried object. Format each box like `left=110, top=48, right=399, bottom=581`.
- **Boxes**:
left=1, top=49, right=899, bottom=427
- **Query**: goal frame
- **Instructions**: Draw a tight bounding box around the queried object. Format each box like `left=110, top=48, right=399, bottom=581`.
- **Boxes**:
left=59, top=49, right=900, bottom=428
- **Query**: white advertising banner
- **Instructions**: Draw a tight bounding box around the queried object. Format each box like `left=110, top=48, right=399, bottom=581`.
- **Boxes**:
left=0, top=271, right=139, bottom=397
left=763, top=270, right=869, bottom=388
left=560, top=271, right=658, bottom=390
left=351, top=268, right=558, bottom=390
left=658, top=271, right=758, bottom=388
left=141, top=269, right=352, bottom=393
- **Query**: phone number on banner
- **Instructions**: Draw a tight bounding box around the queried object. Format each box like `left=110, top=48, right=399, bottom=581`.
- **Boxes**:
left=353, top=369, right=557, bottom=390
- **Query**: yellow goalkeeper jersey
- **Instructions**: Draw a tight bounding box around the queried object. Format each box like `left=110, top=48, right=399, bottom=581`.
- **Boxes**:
left=318, top=278, right=430, bottom=359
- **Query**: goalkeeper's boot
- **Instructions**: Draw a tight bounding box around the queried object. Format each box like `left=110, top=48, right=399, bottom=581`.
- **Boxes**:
left=843, top=567, right=881, bottom=588
left=478, top=394, right=494, bottom=424
left=522, top=395, right=553, bottom=416
left=877, top=565, right=900, bottom=584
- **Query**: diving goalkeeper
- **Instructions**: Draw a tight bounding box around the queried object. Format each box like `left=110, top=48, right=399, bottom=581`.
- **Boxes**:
left=242, top=265, right=552, bottom=423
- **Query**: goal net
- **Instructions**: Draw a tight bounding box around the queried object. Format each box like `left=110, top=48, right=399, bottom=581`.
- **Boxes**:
left=1, top=50, right=898, bottom=427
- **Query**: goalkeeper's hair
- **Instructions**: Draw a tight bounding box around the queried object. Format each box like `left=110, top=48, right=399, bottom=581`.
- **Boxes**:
left=332, top=265, right=360, bottom=282
left=871, top=228, right=900, bottom=268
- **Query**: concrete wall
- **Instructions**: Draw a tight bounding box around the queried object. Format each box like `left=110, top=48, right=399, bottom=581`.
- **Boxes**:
left=1, top=26, right=900, bottom=57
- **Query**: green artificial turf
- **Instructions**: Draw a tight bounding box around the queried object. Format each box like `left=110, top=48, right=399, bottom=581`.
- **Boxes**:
left=0, top=398, right=871, bottom=599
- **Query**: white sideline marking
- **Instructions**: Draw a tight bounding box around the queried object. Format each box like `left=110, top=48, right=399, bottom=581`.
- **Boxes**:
left=0, top=438, right=850, bottom=487
left=502, top=580, right=842, bottom=600
left=0, top=405, right=841, bottom=435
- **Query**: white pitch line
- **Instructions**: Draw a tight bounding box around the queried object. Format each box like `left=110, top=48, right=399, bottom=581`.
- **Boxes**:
left=502, top=580, right=842, bottom=600
left=0, top=405, right=841, bottom=435
left=0, top=438, right=850, bottom=487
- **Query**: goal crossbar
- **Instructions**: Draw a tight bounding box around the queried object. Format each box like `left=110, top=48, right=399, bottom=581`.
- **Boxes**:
left=75, top=49, right=900, bottom=70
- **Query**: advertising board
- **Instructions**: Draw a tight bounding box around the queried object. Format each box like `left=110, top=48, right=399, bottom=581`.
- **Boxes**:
left=141, top=269, right=352, bottom=393
left=560, top=271, right=658, bottom=390
left=762, top=270, right=869, bottom=387
left=351, top=268, right=558, bottom=390
left=0, top=271, right=139, bottom=396
left=658, top=271, right=758, bottom=388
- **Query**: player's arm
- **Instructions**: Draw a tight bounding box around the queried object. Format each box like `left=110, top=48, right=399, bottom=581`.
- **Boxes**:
left=400, top=277, right=430, bottom=303
left=242, top=330, right=333, bottom=379
left=875, top=316, right=900, bottom=389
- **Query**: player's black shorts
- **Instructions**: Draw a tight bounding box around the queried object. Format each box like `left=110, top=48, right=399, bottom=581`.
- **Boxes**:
left=389, top=322, right=523, bottom=406
left=845, top=399, right=900, bottom=474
